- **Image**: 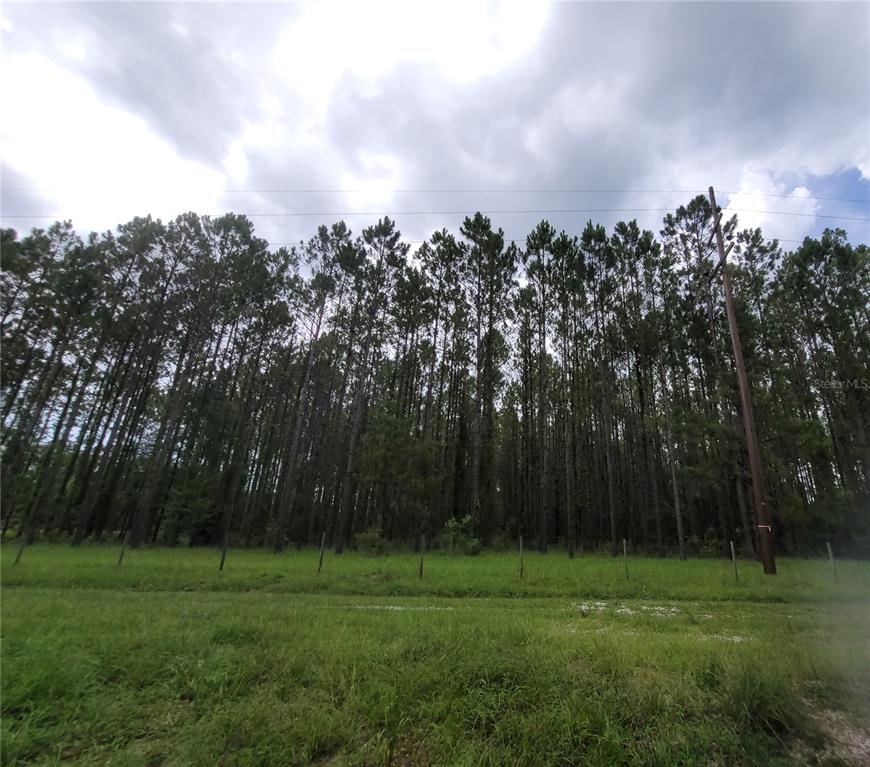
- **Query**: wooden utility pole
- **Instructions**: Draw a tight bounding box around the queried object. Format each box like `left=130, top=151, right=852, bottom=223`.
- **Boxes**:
left=708, top=187, right=776, bottom=575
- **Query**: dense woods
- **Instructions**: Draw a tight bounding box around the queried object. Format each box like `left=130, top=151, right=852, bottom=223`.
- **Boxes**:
left=2, top=198, right=868, bottom=559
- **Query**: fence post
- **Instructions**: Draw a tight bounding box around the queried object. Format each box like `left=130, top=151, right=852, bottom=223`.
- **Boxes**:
left=826, top=541, right=838, bottom=583
left=519, top=534, right=524, bottom=578
left=623, top=538, right=629, bottom=580
left=419, top=535, right=425, bottom=579
left=730, top=540, right=739, bottom=584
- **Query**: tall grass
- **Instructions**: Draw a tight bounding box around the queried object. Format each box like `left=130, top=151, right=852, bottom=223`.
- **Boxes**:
left=3, top=546, right=869, bottom=765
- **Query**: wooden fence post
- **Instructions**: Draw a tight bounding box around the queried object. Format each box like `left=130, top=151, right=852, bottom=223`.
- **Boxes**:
left=419, top=535, right=425, bottom=579
left=622, top=538, right=629, bottom=580
left=519, top=534, right=524, bottom=578
left=826, top=541, right=838, bottom=583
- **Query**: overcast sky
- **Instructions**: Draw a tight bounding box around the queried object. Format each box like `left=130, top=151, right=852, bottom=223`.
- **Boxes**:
left=1, top=1, right=868, bottom=251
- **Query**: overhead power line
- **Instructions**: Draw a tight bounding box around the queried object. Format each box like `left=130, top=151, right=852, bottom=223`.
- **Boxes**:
left=2, top=207, right=868, bottom=221
left=2, top=188, right=867, bottom=204
left=266, top=233, right=809, bottom=247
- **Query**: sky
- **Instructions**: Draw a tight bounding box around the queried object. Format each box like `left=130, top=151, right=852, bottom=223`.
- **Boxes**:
left=1, top=1, right=868, bottom=252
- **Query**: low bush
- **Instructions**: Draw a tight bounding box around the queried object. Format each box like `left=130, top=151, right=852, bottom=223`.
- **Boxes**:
left=354, top=526, right=389, bottom=556
left=436, top=515, right=482, bottom=555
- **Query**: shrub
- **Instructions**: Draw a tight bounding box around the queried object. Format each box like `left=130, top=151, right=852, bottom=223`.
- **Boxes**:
left=437, top=515, right=482, bottom=555
left=354, top=525, right=389, bottom=556
left=687, top=528, right=725, bottom=558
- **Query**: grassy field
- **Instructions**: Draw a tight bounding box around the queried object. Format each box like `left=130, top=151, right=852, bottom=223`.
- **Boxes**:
left=2, top=545, right=869, bottom=766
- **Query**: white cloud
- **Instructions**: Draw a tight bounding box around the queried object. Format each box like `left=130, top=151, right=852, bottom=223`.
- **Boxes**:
left=170, top=21, right=190, bottom=38
left=57, top=40, right=88, bottom=62
left=524, top=78, right=631, bottom=168
left=0, top=0, right=865, bottom=247
left=271, top=2, right=550, bottom=114
left=1, top=52, right=224, bottom=231
left=724, top=168, right=820, bottom=244
left=339, top=151, right=401, bottom=209
left=855, top=144, right=869, bottom=181
left=223, top=141, right=249, bottom=185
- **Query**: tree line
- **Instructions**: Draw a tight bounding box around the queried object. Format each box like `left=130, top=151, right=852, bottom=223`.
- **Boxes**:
left=2, top=197, right=868, bottom=560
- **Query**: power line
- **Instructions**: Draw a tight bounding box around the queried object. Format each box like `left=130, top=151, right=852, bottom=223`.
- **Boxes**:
left=266, top=234, right=810, bottom=247
left=3, top=207, right=867, bottom=221
left=249, top=189, right=869, bottom=204
left=2, top=187, right=866, bottom=204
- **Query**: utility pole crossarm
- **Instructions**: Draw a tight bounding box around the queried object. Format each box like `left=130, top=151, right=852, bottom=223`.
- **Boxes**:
left=708, top=242, right=734, bottom=282
left=706, top=211, right=723, bottom=249
left=708, top=186, right=776, bottom=575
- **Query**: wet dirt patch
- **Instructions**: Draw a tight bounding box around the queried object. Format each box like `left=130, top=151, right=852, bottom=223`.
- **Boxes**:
left=698, top=633, right=748, bottom=643
left=792, top=704, right=870, bottom=767
left=352, top=605, right=455, bottom=612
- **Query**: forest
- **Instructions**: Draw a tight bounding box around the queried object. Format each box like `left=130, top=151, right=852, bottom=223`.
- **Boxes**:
left=2, top=196, right=868, bottom=560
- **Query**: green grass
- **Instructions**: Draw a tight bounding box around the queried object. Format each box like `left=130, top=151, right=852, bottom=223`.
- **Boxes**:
left=3, top=545, right=869, bottom=766
left=4, top=544, right=869, bottom=602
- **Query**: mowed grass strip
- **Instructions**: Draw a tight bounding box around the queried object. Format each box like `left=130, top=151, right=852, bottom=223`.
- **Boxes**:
left=2, top=547, right=869, bottom=765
